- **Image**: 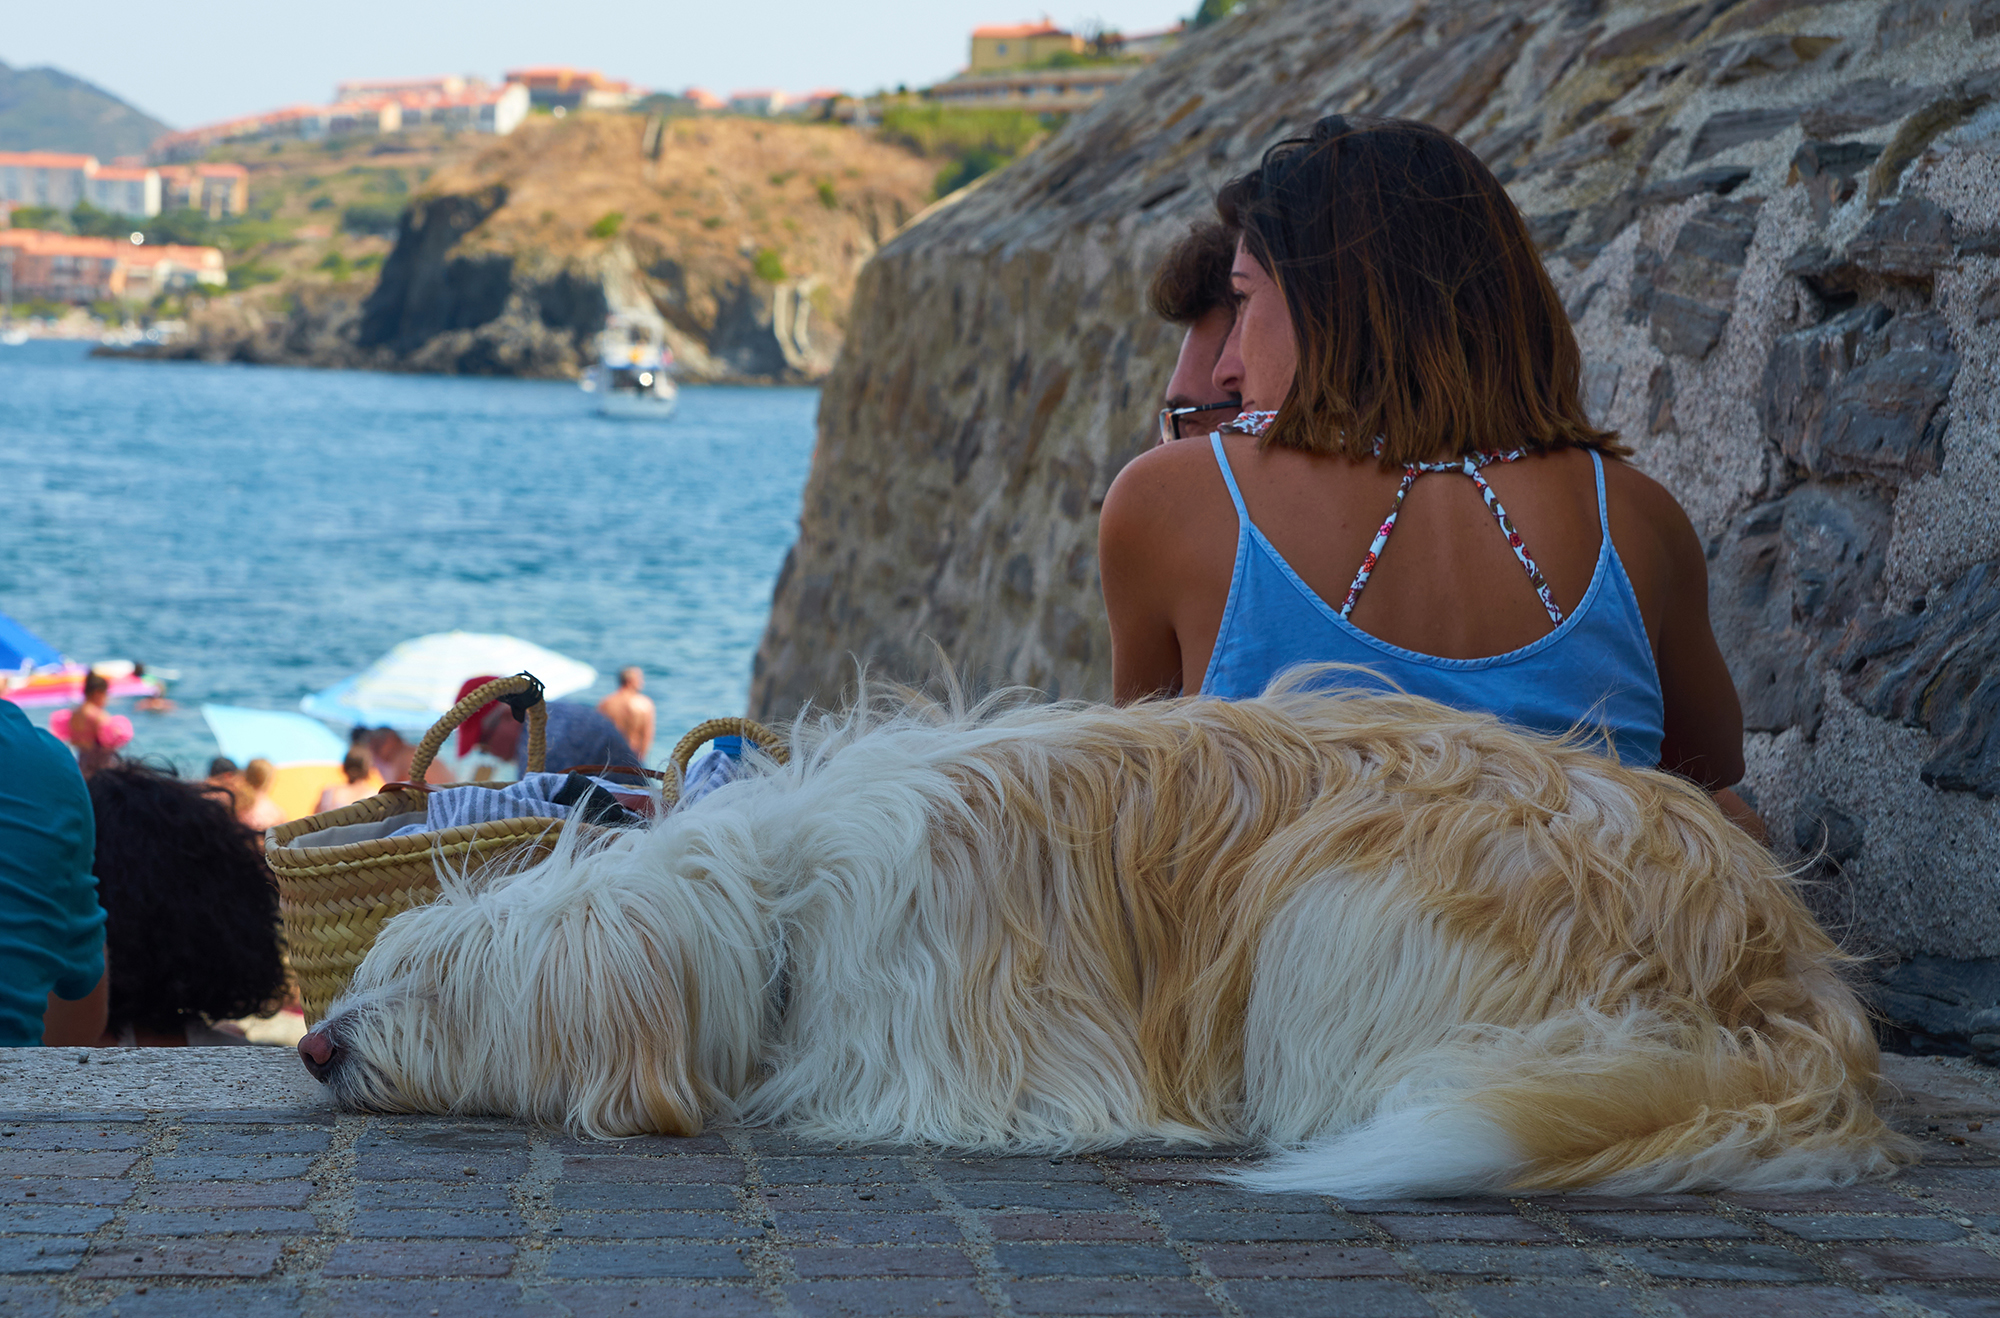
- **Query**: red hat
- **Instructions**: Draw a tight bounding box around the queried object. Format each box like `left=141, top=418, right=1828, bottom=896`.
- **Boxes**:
left=455, top=675, right=504, bottom=757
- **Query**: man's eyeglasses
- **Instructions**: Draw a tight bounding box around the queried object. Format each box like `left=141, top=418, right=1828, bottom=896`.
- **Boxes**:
left=1157, top=400, right=1243, bottom=444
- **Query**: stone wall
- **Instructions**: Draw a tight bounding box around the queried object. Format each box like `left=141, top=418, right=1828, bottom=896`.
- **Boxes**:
left=752, top=0, right=2000, bottom=964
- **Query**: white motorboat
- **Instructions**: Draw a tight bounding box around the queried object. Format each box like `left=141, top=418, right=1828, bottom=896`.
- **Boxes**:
left=583, top=314, right=678, bottom=420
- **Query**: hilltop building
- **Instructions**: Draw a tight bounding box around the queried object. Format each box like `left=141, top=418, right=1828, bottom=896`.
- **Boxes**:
left=159, top=164, right=249, bottom=217
left=968, top=20, right=1085, bottom=73
left=0, top=152, right=211, bottom=219
left=503, top=67, right=640, bottom=112
left=153, top=82, right=528, bottom=160
left=0, top=229, right=224, bottom=304
left=929, top=19, right=1181, bottom=113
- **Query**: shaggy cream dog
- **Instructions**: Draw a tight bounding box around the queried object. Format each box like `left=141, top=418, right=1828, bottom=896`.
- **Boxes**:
left=298, top=679, right=1907, bottom=1198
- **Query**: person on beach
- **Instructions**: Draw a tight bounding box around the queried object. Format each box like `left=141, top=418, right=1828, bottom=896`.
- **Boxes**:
left=1099, top=115, right=1757, bottom=831
left=132, top=663, right=174, bottom=714
left=315, top=749, right=377, bottom=814
left=1150, top=219, right=1244, bottom=444
left=0, top=699, right=108, bottom=1047
left=86, top=763, right=289, bottom=1046
left=597, top=667, right=657, bottom=760
left=456, top=676, right=644, bottom=780
left=237, top=758, right=286, bottom=832
left=65, top=672, right=119, bottom=776
left=362, top=727, right=451, bottom=787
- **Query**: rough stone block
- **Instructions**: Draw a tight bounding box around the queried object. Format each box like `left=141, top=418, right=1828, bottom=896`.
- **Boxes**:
left=1767, top=1213, right=1966, bottom=1241
left=757, top=1156, right=914, bottom=1184
left=1705, top=34, right=1842, bottom=86
left=994, top=1241, right=1185, bottom=1276
left=0, top=1240, right=86, bottom=1276
left=0, top=1282, right=58, bottom=1317
left=1216, top=1279, right=1432, bottom=1318
left=0, top=1149, right=137, bottom=1178
left=1667, top=1286, right=1893, bottom=1317
left=1198, top=1244, right=1402, bottom=1278
left=0, top=1179, right=133, bottom=1206
left=1138, top=1185, right=1328, bottom=1214
left=1153, top=1210, right=1362, bottom=1241
left=1886, top=1285, right=2000, bottom=1316
left=1458, top=1284, right=1645, bottom=1317
left=1690, top=107, right=1801, bottom=162
left=541, top=1283, right=770, bottom=1318
left=173, top=1127, right=330, bottom=1155
left=1565, top=1211, right=1755, bottom=1239
left=121, top=1210, right=317, bottom=1236
left=544, top=1241, right=752, bottom=1279
left=1402, top=1244, right=1599, bottom=1278
left=355, top=1150, right=527, bottom=1182
left=95, top=1285, right=306, bottom=1317
left=1533, top=1193, right=1711, bottom=1212
left=1375, top=1213, right=1560, bottom=1243
left=316, top=1281, right=561, bottom=1318
left=146, top=1182, right=313, bottom=1210
left=1649, top=291, right=1732, bottom=358
left=1005, top=1279, right=1217, bottom=1314
left=0, top=1205, right=113, bottom=1234
left=321, top=1240, right=516, bottom=1277
left=946, top=1182, right=1125, bottom=1211
left=350, top=1208, right=529, bottom=1238
left=79, top=1238, right=284, bottom=1279
left=1801, top=78, right=1935, bottom=135
left=982, top=1212, right=1157, bottom=1241
left=551, top=1182, right=740, bottom=1212
left=1615, top=1242, right=1822, bottom=1282
left=777, top=1210, right=966, bottom=1244
left=1833, top=1243, right=2000, bottom=1279
left=554, top=1210, right=754, bottom=1239
left=786, top=1279, right=991, bottom=1317
left=933, top=1157, right=1104, bottom=1181
left=558, top=1154, right=742, bottom=1183
left=0, top=1127, right=146, bottom=1151
left=148, top=1156, right=317, bottom=1183
left=785, top=1245, right=977, bottom=1277
left=1839, top=559, right=2000, bottom=797
left=549, top=1132, right=733, bottom=1155
left=1337, top=1196, right=1518, bottom=1214
left=758, top=1184, right=937, bottom=1213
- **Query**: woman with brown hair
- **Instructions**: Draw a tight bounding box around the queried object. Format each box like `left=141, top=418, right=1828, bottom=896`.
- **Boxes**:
left=1099, top=115, right=1748, bottom=807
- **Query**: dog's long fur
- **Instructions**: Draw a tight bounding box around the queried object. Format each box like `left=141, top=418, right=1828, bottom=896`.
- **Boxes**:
left=309, top=678, right=1910, bottom=1197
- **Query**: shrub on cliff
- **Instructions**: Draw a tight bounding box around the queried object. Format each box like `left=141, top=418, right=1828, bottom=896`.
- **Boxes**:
left=877, top=104, right=1054, bottom=199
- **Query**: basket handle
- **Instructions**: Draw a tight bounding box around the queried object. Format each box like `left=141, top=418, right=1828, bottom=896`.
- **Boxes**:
left=658, top=717, right=788, bottom=808
left=408, top=672, right=548, bottom=782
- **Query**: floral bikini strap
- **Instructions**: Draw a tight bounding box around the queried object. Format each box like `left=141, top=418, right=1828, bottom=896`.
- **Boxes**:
left=1221, top=412, right=1563, bottom=625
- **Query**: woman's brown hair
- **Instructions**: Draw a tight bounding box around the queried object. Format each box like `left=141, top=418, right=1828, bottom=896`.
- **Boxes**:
left=1216, top=115, right=1622, bottom=464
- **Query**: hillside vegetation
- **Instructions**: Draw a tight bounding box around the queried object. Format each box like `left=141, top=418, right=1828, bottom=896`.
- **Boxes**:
left=134, top=113, right=941, bottom=381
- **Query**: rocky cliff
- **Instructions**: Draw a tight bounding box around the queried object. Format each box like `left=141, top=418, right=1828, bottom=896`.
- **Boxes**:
left=141, top=116, right=935, bottom=382
left=753, top=0, right=2000, bottom=973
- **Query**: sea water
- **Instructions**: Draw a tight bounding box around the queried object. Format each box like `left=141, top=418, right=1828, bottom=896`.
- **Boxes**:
left=0, top=340, right=818, bottom=774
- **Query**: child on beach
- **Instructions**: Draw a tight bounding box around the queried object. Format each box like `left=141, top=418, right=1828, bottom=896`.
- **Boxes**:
left=1100, top=115, right=1751, bottom=817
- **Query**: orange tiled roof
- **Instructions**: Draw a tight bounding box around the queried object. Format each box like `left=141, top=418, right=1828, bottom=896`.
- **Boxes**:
left=90, top=166, right=154, bottom=181
left=0, top=151, right=98, bottom=170
left=195, top=163, right=249, bottom=178
left=971, top=20, right=1066, bottom=38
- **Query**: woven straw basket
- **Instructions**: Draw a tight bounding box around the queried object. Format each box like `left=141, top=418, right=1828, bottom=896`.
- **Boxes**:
left=267, top=673, right=787, bottom=1022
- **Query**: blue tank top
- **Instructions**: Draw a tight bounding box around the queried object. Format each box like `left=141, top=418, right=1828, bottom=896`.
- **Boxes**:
left=1201, top=434, right=1666, bottom=767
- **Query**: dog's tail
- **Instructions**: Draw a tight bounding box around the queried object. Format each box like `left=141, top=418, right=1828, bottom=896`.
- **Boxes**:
left=1234, top=1001, right=1911, bottom=1200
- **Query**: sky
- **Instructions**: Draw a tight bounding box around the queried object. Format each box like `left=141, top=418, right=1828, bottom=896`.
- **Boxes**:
left=5, top=0, right=1197, bottom=131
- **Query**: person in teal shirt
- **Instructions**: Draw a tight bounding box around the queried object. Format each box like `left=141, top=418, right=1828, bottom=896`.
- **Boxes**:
left=0, top=700, right=108, bottom=1046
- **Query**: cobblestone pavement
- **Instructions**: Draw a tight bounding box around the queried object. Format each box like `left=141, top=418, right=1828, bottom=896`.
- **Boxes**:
left=0, top=1053, right=1996, bottom=1316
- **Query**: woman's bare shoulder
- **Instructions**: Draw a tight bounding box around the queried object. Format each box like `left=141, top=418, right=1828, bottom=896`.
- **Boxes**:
left=1599, top=453, right=1703, bottom=564
left=1101, top=438, right=1230, bottom=527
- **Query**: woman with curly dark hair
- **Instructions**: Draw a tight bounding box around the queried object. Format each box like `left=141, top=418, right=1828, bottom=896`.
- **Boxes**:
left=85, top=762, right=291, bottom=1046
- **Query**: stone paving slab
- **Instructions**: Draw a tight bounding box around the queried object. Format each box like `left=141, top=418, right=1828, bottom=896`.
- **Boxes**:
left=0, top=1051, right=1992, bottom=1314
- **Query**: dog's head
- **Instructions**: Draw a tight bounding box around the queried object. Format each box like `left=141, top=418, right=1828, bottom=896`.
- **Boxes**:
left=297, top=829, right=771, bottom=1138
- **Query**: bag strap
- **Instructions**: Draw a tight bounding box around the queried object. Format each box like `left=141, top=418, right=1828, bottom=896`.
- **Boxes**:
left=408, top=672, right=548, bottom=782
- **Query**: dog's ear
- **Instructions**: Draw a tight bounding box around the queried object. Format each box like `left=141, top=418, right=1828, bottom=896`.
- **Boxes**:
left=527, top=901, right=710, bottom=1139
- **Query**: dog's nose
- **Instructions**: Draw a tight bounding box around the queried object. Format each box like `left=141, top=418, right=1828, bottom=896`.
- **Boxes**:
left=298, top=1030, right=339, bottom=1082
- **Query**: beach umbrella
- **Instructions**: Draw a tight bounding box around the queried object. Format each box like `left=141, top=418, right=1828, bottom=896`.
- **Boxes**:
left=0, top=612, right=63, bottom=672
left=299, top=632, right=597, bottom=734
left=202, top=705, right=349, bottom=767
